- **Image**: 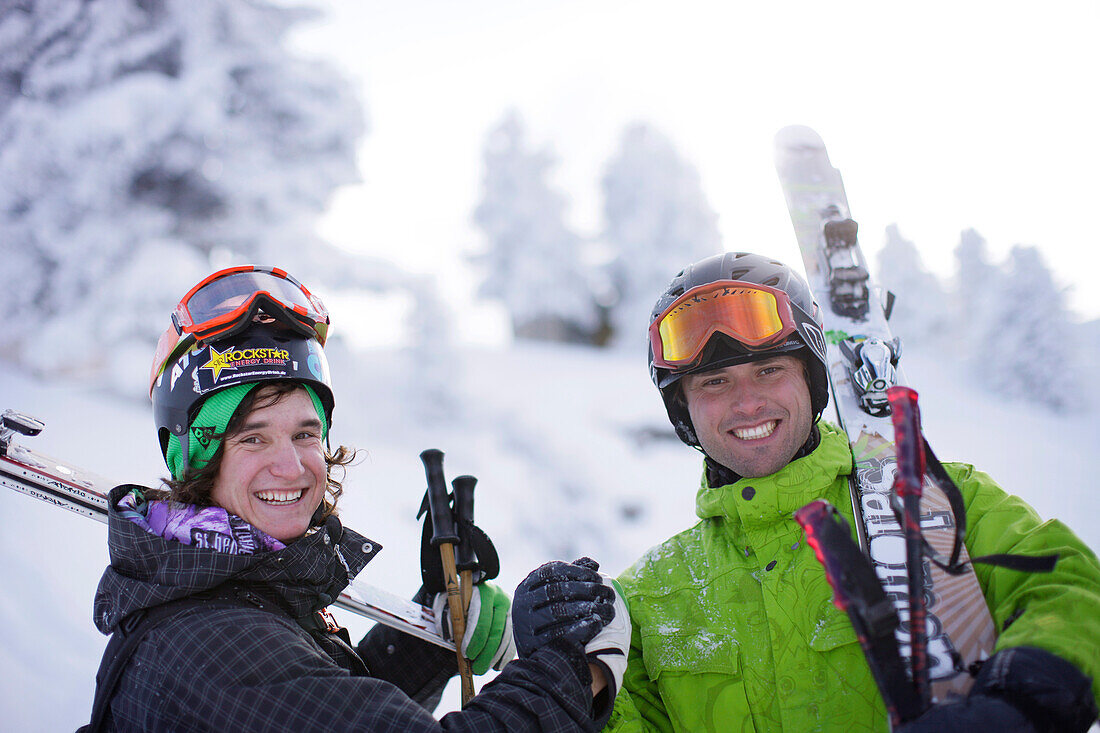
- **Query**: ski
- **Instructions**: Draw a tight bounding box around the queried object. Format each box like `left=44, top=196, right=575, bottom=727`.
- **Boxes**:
left=0, top=408, right=452, bottom=651
left=774, top=126, right=997, bottom=701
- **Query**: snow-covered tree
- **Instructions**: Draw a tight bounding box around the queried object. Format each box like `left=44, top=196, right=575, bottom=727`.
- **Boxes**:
left=952, top=228, right=1001, bottom=339
left=470, top=110, right=598, bottom=343
left=0, top=0, right=366, bottom=388
left=875, top=223, right=949, bottom=347
left=403, top=273, right=460, bottom=419
left=600, top=122, right=721, bottom=346
left=969, top=245, right=1082, bottom=411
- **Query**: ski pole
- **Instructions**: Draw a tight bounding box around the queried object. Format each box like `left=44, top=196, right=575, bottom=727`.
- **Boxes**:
left=420, top=449, right=475, bottom=706
left=887, top=386, right=932, bottom=710
left=795, top=500, right=924, bottom=727
left=452, top=475, right=477, bottom=614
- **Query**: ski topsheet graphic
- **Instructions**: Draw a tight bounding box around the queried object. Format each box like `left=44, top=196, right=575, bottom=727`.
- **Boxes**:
left=0, top=408, right=451, bottom=651
left=774, top=126, right=996, bottom=701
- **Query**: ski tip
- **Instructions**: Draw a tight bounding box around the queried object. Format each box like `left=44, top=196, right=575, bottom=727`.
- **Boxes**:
left=774, top=125, right=825, bottom=151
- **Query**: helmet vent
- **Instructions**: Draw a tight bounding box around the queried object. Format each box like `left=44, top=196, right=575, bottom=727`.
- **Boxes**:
left=669, top=286, right=685, bottom=297
left=728, top=268, right=750, bottom=279
left=762, top=276, right=781, bottom=287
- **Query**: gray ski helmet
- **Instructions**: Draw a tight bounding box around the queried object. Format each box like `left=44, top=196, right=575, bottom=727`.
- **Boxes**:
left=151, top=321, right=334, bottom=477
left=648, top=252, right=829, bottom=447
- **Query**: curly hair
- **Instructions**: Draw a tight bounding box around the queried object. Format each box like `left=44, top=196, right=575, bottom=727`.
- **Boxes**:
left=155, top=382, right=355, bottom=522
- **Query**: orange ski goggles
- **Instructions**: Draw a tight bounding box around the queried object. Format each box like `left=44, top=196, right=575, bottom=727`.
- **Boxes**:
left=649, top=281, right=801, bottom=369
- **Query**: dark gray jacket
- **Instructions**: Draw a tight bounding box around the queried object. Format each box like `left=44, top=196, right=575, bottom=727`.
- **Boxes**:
left=92, top=485, right=601, bottom=732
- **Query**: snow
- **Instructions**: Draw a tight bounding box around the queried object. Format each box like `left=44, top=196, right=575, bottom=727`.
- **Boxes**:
left=774, top=125, right=825, bottom=151
left=1, top=339, right=1097, bottom=729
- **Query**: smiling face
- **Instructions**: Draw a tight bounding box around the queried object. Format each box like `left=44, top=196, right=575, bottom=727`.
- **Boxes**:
left=209, top=386, right=327, bottom=543
left=682, top=355, right=814, bottom=478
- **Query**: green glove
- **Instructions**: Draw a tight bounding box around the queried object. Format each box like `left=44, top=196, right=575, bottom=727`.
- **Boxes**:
left=432, top=582, right=515, bottom=675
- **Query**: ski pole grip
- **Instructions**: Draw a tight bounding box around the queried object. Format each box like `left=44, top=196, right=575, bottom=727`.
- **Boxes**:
left=887, top=387, right=925, bottom=498
left=452, top=475, right=477, bottom=571
left=420, top=449, right=459, bottom=546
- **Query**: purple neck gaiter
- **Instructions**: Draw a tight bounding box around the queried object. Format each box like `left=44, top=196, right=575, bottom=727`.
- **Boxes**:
left=119, top=488, right=286, bottom=555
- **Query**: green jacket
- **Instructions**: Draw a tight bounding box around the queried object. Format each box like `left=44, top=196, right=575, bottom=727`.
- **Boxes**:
left=606, top=422, right=1100, bottom=732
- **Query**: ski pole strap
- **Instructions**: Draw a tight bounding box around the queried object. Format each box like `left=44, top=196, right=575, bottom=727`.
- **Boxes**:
left=912, top=437, right=1059, bottom=576
left=920, top=437, right=969, bottom=571
left=795, top=500, right=926, bottom=726
left=417, top=473, right=500, bottom=595
left=970, top=552, right=1060, bottom=572
left=417, top=515, right=500, bottom=593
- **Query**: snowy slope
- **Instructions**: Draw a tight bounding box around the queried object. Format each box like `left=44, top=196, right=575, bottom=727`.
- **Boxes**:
left=1, top=340, right=1097, bottom=730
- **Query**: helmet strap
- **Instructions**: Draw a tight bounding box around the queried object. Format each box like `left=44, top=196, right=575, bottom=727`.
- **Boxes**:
left=177, top=428, right=189, bottom=479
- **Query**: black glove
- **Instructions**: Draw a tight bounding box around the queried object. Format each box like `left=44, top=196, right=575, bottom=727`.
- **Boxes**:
left=897, top=646, right=1098, bottom=733
left=512, top=557, right=616, bottom=659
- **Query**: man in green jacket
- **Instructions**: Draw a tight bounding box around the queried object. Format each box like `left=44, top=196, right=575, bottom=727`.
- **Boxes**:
left=606, top=251, right=1100, bottom=732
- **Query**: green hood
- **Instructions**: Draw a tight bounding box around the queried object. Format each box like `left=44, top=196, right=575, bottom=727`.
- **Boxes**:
left=694, top=421, right=852, bottom=528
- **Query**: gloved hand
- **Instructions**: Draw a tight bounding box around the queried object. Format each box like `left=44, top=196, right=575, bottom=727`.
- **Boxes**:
left=432, top=582, right=515, bottom=675
left=896, top=646, right=1098, bottom=733
left=584, top=573, right=631, bottom=701
left=512, top=557, right=616, bottom=660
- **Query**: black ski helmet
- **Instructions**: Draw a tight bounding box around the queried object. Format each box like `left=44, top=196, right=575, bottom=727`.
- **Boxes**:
left=151, top=323, right=334, bottom=478
left=648, top=251, right=829, bottom=447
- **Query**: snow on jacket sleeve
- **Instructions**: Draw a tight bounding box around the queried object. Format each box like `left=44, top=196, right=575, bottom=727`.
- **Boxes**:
left=947, top=462, right=1100, bottom=707
left=107, top=604, right=602, bottom=732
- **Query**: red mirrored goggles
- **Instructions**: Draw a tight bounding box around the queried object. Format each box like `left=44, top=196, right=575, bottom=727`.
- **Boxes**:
left=149, top=266, right=330, bottom=394
left=649, top=280, right=801, bottom=370
left=172, top=265, right=329, bottom=346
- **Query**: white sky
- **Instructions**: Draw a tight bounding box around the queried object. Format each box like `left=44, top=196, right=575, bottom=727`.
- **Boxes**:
left=289, top=0, right=1100, bottom=324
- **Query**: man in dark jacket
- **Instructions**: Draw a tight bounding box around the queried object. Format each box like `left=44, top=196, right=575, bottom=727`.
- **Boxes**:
left=90, top=265, right=629, bottom=731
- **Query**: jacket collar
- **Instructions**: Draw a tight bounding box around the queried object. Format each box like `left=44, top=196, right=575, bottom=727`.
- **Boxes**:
left=694, top=422, right=852, bottom=532
left=95, top=484, right=381, bottom=633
